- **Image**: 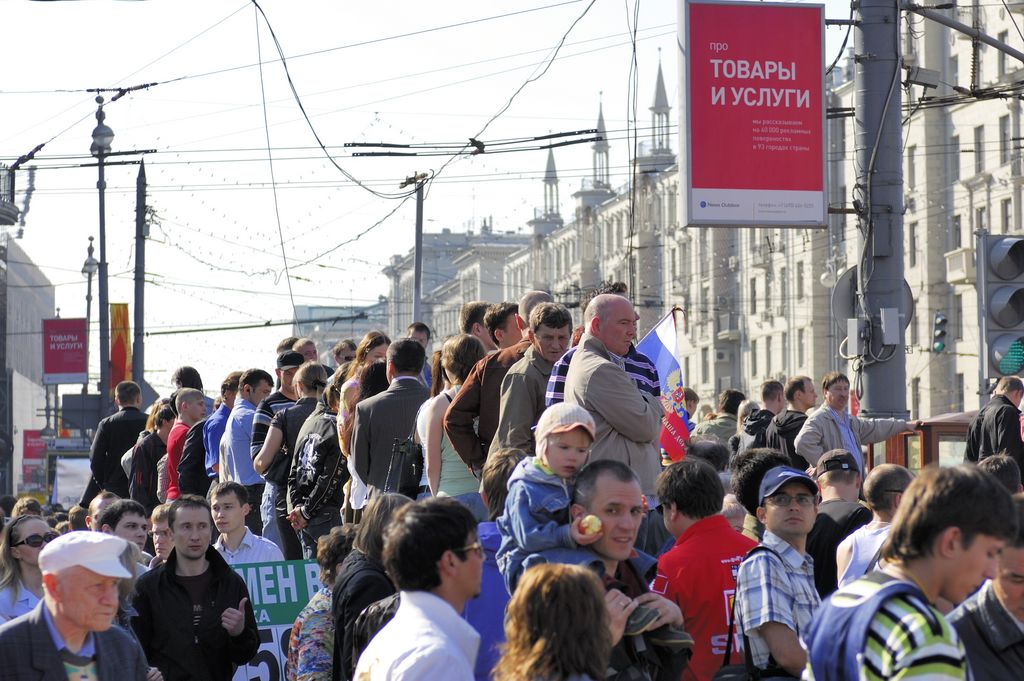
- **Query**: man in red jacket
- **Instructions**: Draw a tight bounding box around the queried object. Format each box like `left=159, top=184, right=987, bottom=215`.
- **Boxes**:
left=652, top=459, right=756, bottom=681
left=165, top=388, right=206, bottom=500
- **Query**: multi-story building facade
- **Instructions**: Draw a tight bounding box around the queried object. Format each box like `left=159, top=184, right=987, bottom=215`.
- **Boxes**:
left=292, top=299, right=389, bottom=366
left=3, top=234, right=54, bottom=494
left=381, top=32, right=1021, bottom=418
left=382, top=222, right=530, bottom=344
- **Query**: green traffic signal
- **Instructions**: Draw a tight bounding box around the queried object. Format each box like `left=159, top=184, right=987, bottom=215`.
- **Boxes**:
left=997, top=337, right=1024, bottom=375
left=932, top=311, right=948, bottom=354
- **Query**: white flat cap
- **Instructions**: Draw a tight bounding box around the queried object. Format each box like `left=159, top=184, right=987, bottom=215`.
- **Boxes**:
left=38, top=531, right=131, bottom=578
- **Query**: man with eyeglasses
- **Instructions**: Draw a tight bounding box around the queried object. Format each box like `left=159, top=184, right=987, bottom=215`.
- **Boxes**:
left=354, top=498, right=484, bottom=681
left=148, top=504, right=173, bottom=569
left=735, top=466, right=822, bottom=679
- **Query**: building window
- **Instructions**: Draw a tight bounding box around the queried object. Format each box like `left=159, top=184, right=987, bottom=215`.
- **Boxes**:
left=797, top=329, right=805, bottom=367
left=952, top=214, right=962, bottom=249
left=796, top=262, right=805, bottom=300
left=751, top=339, right=758, bottom=377
left=950, top=135, right=960, bottom=183
left=911, top=378, right=921, bottom=420
left=779, top=267, right=787, bottom=315
left=954, top=373, right=965, bottom=412
left=909, top=222, right=918, bottom=267
left=782, top=332, right=789, bottom=373
left=974, top=125, right=985, bottom=174
left=766, top=336, right=773, bottom=377
left=1003, top=198, right=1013, bottom=234
left=910, top=310, right=919, bottom=347
left=976, top=206, right=987, bottom=232
left=999, top=31, right=1009, bottom=75
left=954, top=294, right=963, bottom=340
left=750, top=278, right=758, bottom=314
left=907, top=145, right=916, bottom=188
left=1001, top=115, right=1011, bottom=166
left=701, top=348, right=709, bottom=383
left=684, top=357, right=691, bottom=386
left=951, top=55, right=959, bottom=87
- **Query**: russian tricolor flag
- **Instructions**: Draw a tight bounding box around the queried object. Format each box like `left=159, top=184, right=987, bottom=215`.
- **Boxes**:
left=636, top=309, right=690, bottom=462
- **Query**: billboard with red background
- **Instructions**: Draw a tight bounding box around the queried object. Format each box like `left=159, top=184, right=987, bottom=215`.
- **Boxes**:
left=42, top=318, right=88, bottom=385
left=684, top=0, right=825, bottom=226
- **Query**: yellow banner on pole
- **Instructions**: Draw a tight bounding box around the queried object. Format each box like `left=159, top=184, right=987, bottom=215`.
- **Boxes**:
left=109, top=303, right=132, bottom=391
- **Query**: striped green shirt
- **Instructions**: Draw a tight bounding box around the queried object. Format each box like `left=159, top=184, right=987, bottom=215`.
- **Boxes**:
left=806, top=575, right=968, bottom=680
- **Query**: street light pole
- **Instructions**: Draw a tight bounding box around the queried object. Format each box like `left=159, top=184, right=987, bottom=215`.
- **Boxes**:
left=81, top=236, right=98, bottom=398
left=91, top=96, right=114, bottom=421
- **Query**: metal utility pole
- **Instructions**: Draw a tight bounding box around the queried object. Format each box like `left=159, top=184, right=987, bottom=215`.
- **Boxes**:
left=90, top=96, right=114, bottom=421
left=132, top=161, right=146, bottom=387
left=853, top=0, right=908, bottom=419
left=400, top=172, right=428, bottom=324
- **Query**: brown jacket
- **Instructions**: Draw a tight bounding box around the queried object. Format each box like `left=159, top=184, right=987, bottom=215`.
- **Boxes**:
left=489, top=345, right=554, bottom=456
left=564, top=334, right=662, bottom=494
left=444, top=339, right=530, bottom=470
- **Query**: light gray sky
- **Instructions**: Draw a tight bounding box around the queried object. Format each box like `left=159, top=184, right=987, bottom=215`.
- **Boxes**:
left=2, top=0, right=847, bottom=397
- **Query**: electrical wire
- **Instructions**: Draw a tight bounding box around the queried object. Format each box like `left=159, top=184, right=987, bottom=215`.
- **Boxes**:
left=249, top=0, right=416, bottom=201
left=254, top=6, right=298, bottom=309
left=825, top=5, right=855, bottom=76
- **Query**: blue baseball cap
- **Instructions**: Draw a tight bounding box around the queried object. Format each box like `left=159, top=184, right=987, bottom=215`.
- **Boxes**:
left=758, top=466, right=818, bottom=506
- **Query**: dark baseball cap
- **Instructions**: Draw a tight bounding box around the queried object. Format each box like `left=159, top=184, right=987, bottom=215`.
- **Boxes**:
left=758, top=466, right=818, bottom=506
left=815, top=449, right=859, bottom=478
left=276, top=351, right=305, bottom=370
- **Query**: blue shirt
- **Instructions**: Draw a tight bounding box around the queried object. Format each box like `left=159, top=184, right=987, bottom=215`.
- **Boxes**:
left=828, top=407, right=864, bottom=471
left=221, top=397, right=262, bottom=485
left=545, top=343, right=660, bottom=407
left=42, top=601, right=96, bottom=657
left=203, top=403, right=231, bottom=477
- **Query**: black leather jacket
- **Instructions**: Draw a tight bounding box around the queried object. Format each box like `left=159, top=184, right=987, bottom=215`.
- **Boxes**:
left=288, top=399, right=349, bottom=519
left=131, top=546, right=259, bottom=681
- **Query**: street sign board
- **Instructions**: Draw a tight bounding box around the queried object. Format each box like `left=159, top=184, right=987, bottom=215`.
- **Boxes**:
left=682, top=0, right=826, bottom=227
left=42, top=317, right=87, bottom=385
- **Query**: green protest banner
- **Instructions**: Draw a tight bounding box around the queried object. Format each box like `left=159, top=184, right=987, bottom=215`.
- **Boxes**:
left=231, top=559, right=322, bottom=681
left=233, top=559, right=320, bottom=626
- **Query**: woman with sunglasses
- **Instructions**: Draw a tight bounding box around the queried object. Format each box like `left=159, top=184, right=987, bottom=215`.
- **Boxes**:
left=0, top=514, right=57, bottom=622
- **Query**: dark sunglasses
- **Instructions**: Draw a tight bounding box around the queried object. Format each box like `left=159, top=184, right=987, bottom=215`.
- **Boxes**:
left=13, top=531, right=59, bottom=548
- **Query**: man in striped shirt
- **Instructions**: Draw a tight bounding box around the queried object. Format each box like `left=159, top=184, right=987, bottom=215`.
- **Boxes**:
left=804, top=465, right=1018, bottom=680
left=545, top=341, right=659, bottom=407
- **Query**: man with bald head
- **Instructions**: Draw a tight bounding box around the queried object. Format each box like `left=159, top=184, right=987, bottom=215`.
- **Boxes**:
left=0, top=532, right=150, bottom=680
left=445, top=290, right=553, bottom=472
left=563, top=294, right=663, bottom=496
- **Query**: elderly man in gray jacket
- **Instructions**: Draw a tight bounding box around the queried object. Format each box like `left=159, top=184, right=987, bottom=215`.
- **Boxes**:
left=563, top=294, right=663, bottom=495
left=795, top=371, right=920, bottom=472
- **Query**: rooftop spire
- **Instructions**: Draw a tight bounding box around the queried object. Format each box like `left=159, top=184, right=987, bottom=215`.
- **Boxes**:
left=544, top=147, right=558, bottom=184
left=594, top=92, right=609, bottom=152
left=652, top=50, right=670, bottom=113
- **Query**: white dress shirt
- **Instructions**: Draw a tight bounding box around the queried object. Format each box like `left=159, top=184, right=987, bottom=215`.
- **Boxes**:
left=214, top=527, right=284, bottom=564
left=354, top=590, right=480, bottom=681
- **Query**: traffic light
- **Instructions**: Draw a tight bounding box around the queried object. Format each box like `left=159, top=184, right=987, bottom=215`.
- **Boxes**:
left=985, top=236, right=1024, bottom=376
left=932, top=312, right=948, bottom=353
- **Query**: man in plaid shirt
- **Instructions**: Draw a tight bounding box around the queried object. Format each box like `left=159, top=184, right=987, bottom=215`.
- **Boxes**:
left=735, top=466, right=822, bottom=678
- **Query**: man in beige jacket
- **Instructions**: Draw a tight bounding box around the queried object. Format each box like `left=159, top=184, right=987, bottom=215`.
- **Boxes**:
left=795, top=371, right=921, bottom=472
left=491, top=302, right=573, bottom=455
left=563, top=294, right=663, bottom=495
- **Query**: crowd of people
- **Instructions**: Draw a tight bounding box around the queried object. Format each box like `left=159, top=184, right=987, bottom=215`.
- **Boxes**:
left=0, top=283, right=1022, bottom=681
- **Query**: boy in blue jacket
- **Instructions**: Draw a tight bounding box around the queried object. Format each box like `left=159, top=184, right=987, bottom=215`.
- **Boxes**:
left=496, top=402, right=602, bottom=594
